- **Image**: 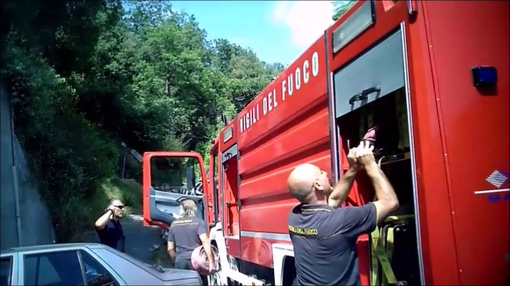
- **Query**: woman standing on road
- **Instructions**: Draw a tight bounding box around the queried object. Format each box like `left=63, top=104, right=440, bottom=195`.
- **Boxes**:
left=167, top=200, right=215, bottom=284
left=94, top=198, right=126, bottom=252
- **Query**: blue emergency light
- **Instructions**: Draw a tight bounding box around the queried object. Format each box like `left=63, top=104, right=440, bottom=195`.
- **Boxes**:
left=471, top=66, right=497, bottom=88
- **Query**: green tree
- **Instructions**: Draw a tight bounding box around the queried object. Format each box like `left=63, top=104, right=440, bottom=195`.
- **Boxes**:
left=3, top=0, right=124, bottom=241
left=2, top=0, right=284, bottom=241
left=213, top=39, right=284, bottom=111
left=332, top=0, right=356, bottom=21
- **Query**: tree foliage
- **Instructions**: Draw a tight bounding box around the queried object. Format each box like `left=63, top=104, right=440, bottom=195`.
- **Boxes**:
left=1, top=0, right=283, bottom=241
left=332, top=0, right=356, bottom=21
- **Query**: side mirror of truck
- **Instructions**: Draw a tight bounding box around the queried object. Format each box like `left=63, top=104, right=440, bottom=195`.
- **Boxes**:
left=142, top=151, right=208, bottom=228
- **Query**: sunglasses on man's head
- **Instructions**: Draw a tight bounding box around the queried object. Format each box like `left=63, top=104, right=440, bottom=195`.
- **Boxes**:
left=114, top=205, right=124, bottom=209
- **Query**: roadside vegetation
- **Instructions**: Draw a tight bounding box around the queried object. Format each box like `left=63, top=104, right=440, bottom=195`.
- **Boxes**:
left=332, top=1, right=356, bottom=21
left=2, top=0, right=352, bottom=243
left=1, top=0, right=284, bottom=242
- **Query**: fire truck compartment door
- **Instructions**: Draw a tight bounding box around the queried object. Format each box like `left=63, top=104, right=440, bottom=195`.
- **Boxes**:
left=219, top=144, right=238, bottom=231
left=221, top=145, right=238, bottom=164
left=334, top=28, right=405, bottom=118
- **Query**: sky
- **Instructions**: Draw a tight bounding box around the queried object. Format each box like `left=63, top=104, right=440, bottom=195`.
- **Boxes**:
left=169, top=1, right=336, bottom=65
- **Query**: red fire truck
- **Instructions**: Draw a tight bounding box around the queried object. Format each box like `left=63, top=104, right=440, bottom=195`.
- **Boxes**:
left=142, top=1, right=509, bottom=285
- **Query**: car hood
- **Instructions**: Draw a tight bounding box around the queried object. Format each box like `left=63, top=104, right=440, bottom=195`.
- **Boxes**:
left=144, top=264, right=201, bottom=284
left=161, top=269, right=202, bottom=285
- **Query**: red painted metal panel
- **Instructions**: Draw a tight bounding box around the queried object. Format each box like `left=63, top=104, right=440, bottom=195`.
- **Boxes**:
left=240, top=237, right=282, bottom=269
left=142, top=151, right=208, bottom=226
left=233, top=33, right=330, bottom=267
left=424, top=1, right=509, bottom=284
left=238, top=108, right=329, bottom=178
left=203, top=1, right=509, bottom=285
left=240, top=148, right=330, bottom=233
left=324, top=2, right=447, bottom=285
left=403, top=3, right=459, bottom=284
left=237, top=36, right=328, bottom=151
left=206, top=143, right=219, bottom=227
left=225, top=238, right=241, bottom=259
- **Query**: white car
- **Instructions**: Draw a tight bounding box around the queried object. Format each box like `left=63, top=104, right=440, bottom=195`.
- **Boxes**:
left=0, top=243, right=202, bottom=285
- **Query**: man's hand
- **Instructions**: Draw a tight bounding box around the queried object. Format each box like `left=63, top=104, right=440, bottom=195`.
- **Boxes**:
left=327, top=147, right=360, bottom=209
left=357, top=140, right=399, bottom=224
left=95, top=205, right=115, bottom=229
left=208, top=261, right=216, bottom=273
left=355, top=141, right=376, bottom=168
left=347, top=148, right=360, bottom=171
left=167, top=241, right=176, bottom=262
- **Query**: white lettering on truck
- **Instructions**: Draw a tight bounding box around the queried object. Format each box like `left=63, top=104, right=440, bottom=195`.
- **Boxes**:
left=240, top=51, right=320, bottom=133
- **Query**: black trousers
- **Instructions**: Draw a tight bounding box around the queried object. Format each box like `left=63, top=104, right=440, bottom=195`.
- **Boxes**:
left=175, top=259, right=208, bottom=286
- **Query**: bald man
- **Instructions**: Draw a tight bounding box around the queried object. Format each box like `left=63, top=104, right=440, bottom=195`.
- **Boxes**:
left=287, top=141, right=399, bottom=286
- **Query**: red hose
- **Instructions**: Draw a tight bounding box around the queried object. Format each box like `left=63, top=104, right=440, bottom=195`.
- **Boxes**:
left=191, top=245, right=219, bottom=276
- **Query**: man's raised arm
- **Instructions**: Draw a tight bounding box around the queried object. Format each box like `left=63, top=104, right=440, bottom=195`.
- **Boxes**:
left=198, top=220, right=215, bottom=273
left=328, top=148, right=359, bottom=209
left=356, top=141, right=399, bottom=224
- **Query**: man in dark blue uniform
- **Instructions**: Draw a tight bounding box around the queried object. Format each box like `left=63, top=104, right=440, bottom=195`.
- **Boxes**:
left=287, top=141, right=399, bottom=285
left=94, top=199, right=125, bottom=252
left=167, top=199, right=215, bottom=285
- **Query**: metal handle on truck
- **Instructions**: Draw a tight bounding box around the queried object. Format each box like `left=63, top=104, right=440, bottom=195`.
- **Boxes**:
left=225, top=201, right=235, bottom=236
left=348, top=86, right=381, bottom=105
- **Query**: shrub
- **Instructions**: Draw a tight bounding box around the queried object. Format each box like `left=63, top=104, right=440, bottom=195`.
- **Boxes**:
left=5, top=43, right=120, bottom=242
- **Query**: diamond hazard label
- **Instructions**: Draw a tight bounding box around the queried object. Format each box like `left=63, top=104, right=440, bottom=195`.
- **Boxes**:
left=486, top=170, right=509, bottom=188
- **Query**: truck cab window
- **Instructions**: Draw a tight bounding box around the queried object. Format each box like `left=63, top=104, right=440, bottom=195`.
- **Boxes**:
left=150, top=157, right=203, bottom=197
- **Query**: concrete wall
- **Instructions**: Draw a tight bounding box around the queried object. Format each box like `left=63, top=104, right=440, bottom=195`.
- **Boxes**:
left=1, top=88, right=55, bottom=250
